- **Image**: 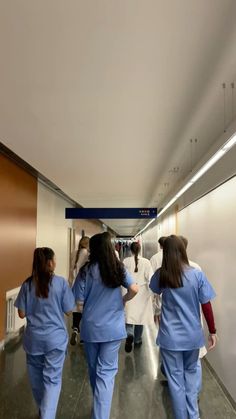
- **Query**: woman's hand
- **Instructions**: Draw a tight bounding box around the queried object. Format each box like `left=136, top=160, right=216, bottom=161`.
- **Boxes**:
left=208, top=334, right=217, bottom=350
left=154, top=314, right=160, bottom=325
left=123, top=283, right=139, bottom=306
left=18, top=309, right=25, bottom=319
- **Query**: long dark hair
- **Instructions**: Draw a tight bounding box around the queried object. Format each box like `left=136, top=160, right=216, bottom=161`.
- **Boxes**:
left=29, top=247, right=55, bottom=298
left=158, top=236, right=167, bottom=248
left=86, top=232, right=126, bottom=288
left=159, top=235, right=189, bottom=289
left=130, top=242, right=141, bottom=272
left=74, top=236, right=90, bottom=268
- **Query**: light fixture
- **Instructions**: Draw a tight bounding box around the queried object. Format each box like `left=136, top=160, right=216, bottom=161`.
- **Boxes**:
left=175, top=181, right=194, bottom=198
left=134, top=131, right=236, bottom=238
left=222, top=133, right=236, bottom=151
left=134, top=218, right=156, bottom=238
left=190, top=149, right=225, bottom=183
left=157, top=196, right=178, bottom=217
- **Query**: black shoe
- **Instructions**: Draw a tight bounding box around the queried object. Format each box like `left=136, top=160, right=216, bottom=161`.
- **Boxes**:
left=134, top=340, right=142, bottom=348
left=70, top=330, right=78, bottom=346
left=125, top=335, right=134, bottom=353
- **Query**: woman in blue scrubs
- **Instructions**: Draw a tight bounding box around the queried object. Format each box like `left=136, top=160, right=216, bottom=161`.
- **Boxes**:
left=15, top=247, right=75, bottom=419
left=73, top=233, right=138, bottom=419
left=150, top=235, right=217, bottom=419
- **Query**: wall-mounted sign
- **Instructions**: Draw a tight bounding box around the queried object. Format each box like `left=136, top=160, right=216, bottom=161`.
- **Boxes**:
left=65, top=208, right=157, bottom=219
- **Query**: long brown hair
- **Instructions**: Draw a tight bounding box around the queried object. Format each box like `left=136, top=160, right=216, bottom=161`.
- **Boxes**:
left=130, top=242, right=141, bottom=272
left=158, top=236, right=167, bottom=248
left=82, top=232, right=126, bottom=288
left=31, top=247, right=55, bottom=298
left=75, top=236, right=90, bottom=267
left=159, top=235, right=189, bottom=288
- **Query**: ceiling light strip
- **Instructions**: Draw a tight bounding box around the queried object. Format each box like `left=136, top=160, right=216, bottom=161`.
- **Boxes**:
left=134, top=132, right=236, bottom=238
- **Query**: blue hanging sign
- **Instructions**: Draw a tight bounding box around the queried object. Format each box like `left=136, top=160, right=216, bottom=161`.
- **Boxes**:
left=65, top=208, right=157, bottom=219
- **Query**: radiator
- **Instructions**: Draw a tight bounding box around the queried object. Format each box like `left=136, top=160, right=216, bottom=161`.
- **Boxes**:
left=6, top=288, right=25, bottom=333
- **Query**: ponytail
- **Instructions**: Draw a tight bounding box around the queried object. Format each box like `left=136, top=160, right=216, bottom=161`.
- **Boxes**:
left=32, top=247, right=55, bottom=298
left=130, top=242, right=141, bottom=273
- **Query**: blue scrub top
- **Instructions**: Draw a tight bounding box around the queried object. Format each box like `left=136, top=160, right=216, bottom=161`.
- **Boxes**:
left=15, top=275, right=75, bottom=355
left=150, top=267, right=216, bottom=351
left=73, top=263, right=134, bottom=343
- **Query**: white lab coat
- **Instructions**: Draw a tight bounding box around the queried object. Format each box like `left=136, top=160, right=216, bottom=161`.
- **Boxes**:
left=69, top=248, right=89, bottom=286
left=123, top=256, right=154, bottom=325
left=150, top=250, right=163, bottom=273
left=150, top=250, right=163, bottom=315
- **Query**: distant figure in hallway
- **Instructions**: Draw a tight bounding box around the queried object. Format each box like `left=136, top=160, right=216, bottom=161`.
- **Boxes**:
left=70, top=236, right=90, bottom=345
left=123, top=242, right=154, bottom=353
left=150, top=235, right=217, bottom=419
left=73, top=233, right=138, bottom=419
left=15, top=247, right=75, bottom=419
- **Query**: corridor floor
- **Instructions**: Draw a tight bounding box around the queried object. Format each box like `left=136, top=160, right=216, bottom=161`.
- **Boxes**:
left=0, top=326, right=235, bottom=419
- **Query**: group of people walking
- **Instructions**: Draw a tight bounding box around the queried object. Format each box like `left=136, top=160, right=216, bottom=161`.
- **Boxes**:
left=15, top=232, right=217, bottom=419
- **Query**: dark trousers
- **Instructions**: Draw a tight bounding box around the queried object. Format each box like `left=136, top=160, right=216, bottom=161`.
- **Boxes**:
left=72, top=312, right=82, bottom=331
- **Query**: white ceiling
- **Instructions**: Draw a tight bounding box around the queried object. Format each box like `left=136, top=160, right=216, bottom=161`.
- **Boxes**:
left=1, top=1, right=236, bottom=235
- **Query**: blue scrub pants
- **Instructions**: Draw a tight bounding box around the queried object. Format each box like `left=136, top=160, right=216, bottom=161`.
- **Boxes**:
left=26, top=349, right=66, bottom=419
left=196, top=359, right=202, bottom=395
left=160, top=348, right=200, bottom=419
left=84, top=340, right=121, bottom=419
left=126, top=324, right=143, bottom=344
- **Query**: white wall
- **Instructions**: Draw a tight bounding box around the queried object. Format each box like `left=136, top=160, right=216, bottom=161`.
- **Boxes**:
left=36, top=182, right=74, bottom=279
left=141, top=221, right=158, bottom=259
left=141, top=209, right=177, bottom=259
left=178, top=176, right=236, bottom=402
left=157, top=208, right=177, bottom=238
left=162, top=119, right=236, bottom=216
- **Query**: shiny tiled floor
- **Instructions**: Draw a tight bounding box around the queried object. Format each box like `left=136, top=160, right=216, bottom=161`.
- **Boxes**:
left=0, top=326, right=235, bottom=419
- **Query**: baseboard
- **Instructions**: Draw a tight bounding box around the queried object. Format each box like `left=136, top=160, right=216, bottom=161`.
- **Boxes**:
left=203, top=358, right=236, bottom=411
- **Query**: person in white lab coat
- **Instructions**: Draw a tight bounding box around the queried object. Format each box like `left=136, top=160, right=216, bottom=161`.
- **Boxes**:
left=70, top=236, right=90, bottom=345
left=69, top=236, right=90, bottom=285
left=123, top=242, right=154, bottom=352
left=150, top=237, right=166, bottom=323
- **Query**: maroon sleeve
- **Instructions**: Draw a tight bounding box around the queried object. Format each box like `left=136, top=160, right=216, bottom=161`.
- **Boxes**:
left=201, top=301, right=216, bottom=334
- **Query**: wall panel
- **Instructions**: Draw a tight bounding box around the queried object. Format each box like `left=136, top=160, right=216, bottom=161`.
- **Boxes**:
left=178, top=176, right=236, bottom=402
left=36, top=182, right=74, bottom=279
left=0, top=154, right=37, bottom=341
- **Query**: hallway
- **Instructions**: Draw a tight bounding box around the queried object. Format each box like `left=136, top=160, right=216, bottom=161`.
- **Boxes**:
left=0, top=327, right=235, bottom=419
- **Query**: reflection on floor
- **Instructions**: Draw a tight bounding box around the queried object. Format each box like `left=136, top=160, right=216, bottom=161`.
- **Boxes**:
left=0, top=326, right=235, bottom=419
